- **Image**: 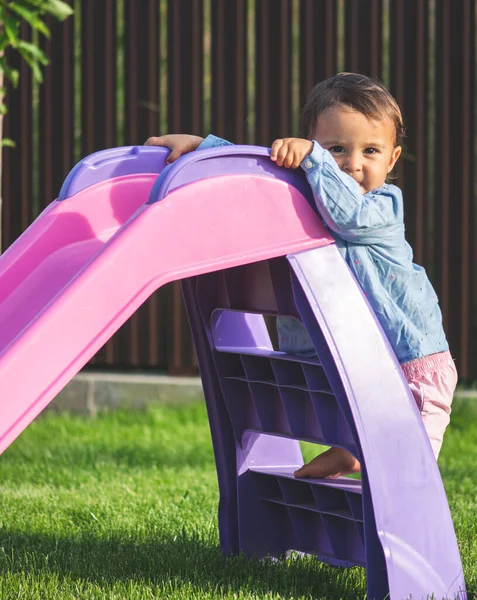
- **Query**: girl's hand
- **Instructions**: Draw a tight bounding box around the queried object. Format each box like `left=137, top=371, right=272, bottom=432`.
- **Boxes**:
left=144, top=134, right=204, bottom=163
left=270, top=138, right=313, bottom=168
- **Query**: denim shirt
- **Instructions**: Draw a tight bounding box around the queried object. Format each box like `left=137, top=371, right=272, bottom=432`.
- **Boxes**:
left=198, top=135, right=449, bottom=364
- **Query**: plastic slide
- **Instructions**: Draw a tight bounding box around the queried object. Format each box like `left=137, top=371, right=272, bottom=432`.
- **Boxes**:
left=0, top=145, right=331, bottom=456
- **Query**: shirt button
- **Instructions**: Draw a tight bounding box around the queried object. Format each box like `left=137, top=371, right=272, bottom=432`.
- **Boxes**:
left=304, top=160, right=313, bottom=169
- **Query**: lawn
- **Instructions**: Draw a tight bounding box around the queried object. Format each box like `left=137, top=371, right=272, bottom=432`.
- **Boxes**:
left=0, top=396, right=475, bottom=600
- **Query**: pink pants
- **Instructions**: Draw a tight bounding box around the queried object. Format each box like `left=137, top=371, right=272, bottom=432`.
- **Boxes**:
left=401, top=351, right=458, bottom=459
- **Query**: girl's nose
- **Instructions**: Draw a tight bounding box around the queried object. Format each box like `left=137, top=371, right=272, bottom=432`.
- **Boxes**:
left=343, top=152, right=362, bottom=173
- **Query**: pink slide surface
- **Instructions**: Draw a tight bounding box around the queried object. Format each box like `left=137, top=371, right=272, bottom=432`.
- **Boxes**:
left=0, top=151, right=333, bottom=455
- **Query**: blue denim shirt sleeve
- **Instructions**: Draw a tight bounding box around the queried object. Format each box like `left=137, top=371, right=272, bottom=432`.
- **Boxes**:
left=300, top=140, right=405, bottom=246
left=198, top=134, right=234, bottom=150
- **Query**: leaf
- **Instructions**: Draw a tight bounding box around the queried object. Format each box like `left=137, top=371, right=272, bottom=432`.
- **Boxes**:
left=0, top=38, right=11, bottom=53
left=7, top=3, right=38, bottom=25
left=31, top=17, right=51, bottom=38
left=0, top=0, right=73, bottom=111
left=7, top=3, right=42, bottom=35
left=0, top=58, right=20, bottom=87
left=15, top=0, right=43, bottom=6
left=1, top=138, right=16, bottom=148
left=41, top=0, right=74, bottom=21
left=15, top=0, right=47, bottom=8
left=17, top=40, right=49, bottom=65
left=4, top=15, right=21, bottom=45
left=9, top=1, right=53, bottom=36
left=16, top=49, right=43, bottom=82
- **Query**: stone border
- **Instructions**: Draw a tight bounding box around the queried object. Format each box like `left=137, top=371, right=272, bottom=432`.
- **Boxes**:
left=49, top=372, right=204, bottom=415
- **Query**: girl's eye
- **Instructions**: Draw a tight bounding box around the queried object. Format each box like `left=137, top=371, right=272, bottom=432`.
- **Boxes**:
left=364, top=147, right=378, bottom=154
left=329, top=146, right=345, bottom=153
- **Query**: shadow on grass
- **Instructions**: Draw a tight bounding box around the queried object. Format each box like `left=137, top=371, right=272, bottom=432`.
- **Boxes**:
left=0, top=530, right=366, bottom=599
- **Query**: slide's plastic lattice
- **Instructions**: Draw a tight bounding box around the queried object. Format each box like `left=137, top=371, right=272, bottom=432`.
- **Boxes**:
left=182, top=249, right=466, bottom=598
left=186, top=259, right=365, bottom=568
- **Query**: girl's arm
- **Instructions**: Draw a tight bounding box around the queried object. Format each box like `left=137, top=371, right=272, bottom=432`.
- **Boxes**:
left=144, top=133, right=233, bottom=162
left=145, top=134, right=204, bottom=163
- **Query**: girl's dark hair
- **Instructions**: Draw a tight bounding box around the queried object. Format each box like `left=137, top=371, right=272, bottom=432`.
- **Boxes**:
left=301, top=72, right=405, bottom=146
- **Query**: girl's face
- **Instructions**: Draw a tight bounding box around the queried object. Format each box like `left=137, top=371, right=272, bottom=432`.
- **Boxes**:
left=311, top=105, right=402, bottom=194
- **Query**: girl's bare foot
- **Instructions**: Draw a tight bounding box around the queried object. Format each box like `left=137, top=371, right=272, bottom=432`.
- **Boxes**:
left=294, top=447, right=360, bottom=479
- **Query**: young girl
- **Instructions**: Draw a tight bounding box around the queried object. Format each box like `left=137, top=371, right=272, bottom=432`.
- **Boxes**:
left=145, top=72, right=457, bottom=479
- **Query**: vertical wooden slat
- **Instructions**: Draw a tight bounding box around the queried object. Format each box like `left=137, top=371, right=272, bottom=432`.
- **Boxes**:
left=434, top=2, right=451, bottom=337
left=299, top=0, right=338, bottom=114
left=389, top=0, right=428, bottom=265
left=144, top=0, right=161, bottom=368
left=434, top=0, right=474, bottom=379
left=458, top=0, right=473, bottom=380
left=388, top=0, right=405, bottom=190
left=81, top=0, right=117, bottom=156
left=211, top=0, right=247, bottom=142
left=39, top=2, right=75, bottom=211
left=167, top=0, right=204, bottom=373
left=124, top=0, right=160, bottom=143
left=1, top=52, right=19, bottom=251
left=255, top=0, right=292, bottom=145
left=121, top=0, right=163, bottom=369
left=344, top=0, right=382, bottom=77
left=168, top=0, right=204, bottom=134
left=1, top=24, right=34, bottom=250
left=80, top=0, right=117, bottom=367
left=413, top=1, right=428, bottom=269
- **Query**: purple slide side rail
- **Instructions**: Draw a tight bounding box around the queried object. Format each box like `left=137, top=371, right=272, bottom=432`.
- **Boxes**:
left=289, top=248, right=465, bottom=599
left=59, top=146, right=169, bottom=199
left=149, top=145, right=315, bottom=207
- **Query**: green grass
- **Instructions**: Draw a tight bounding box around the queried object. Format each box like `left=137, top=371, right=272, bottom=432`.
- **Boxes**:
left=0, top=397, right=475, bottom=599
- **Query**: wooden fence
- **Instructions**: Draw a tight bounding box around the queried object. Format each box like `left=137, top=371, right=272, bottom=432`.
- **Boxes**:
left=2, top=0, right=476, bottom=381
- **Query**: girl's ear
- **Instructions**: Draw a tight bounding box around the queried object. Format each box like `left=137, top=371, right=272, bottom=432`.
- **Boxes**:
left=387, top=145, right=402, bottom=173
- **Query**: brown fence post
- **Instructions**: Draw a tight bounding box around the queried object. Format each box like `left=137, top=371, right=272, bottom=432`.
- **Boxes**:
left=433, top=0, right=475, bottom=379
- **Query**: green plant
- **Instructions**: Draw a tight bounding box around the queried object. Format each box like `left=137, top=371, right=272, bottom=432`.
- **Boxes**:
left=0, top=0, right=73, bottom=144
left=0, top=1, right=73, bottom=249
